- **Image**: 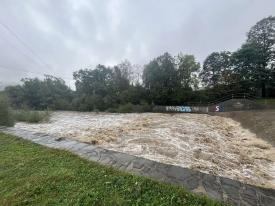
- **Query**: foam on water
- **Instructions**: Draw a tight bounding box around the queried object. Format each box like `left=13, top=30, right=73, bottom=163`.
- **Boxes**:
left=15, top=111, right=275, bottom=188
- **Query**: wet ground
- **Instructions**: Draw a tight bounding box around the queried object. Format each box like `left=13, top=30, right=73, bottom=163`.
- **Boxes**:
left=15, top=111, right=275, bottom=188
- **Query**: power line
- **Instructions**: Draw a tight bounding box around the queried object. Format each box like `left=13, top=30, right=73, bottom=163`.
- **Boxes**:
left=0, top=20, right=54, bottom=74
left=0, top=28, right=45, bottom=73
left=0, top=65, right=47, bottom=77
left=0, top=65, right=74, bottom=82
left=0, top=21, right=74, bottom=81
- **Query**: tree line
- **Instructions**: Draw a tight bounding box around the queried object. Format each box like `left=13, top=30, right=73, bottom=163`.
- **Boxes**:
left=3, top=16, right=275, bottom=112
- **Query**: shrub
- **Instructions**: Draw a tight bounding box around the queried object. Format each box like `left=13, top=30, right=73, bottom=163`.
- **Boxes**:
left=139, top=102, right=152, bottom=112
left=93, top=108, right=100, bottom=113
left=117, top=102, right=152, bottom=113
left=106, top=107, right=118, bottom=113
left=14, top=110, right=51, bottom=123
left=0, top=94, right=15, bottom=127
left=117, top=103, right=134, bottom=113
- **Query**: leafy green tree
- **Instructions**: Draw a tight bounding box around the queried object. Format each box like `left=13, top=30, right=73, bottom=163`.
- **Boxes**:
left=177, top=54, right=200, bottom=89
left=21, top=78, right=45, bottom=109
left=112, top=66, right=130, bottom=98
left=4, top=85, right=24, bottom=108
left=73, top=63, right=136, bottom=111
left=73, top=65, right=114, bottom=111
left=74, top=65, right=113, bottom=97
left=116, top=60, right=134, bottom=84
left=119, top=84, right=149, bottom=105
left=247, top=16, right=275, bottom=66
left=42, top=75, right=73, bottom=110
left=143, top=52, right=181, bottom=105
left=200, top=51, right=231, bottom=88
left=5, top=76, right=73, bottom=110
left=245, top=16, right=275, bottom=97
left=231, top=42, right=261, bottom=92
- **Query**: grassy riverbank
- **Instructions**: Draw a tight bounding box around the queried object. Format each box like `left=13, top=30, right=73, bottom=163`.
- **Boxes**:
left=13, top=110, right=51, bottom=123
left=0, top=133, right=224, bottom=206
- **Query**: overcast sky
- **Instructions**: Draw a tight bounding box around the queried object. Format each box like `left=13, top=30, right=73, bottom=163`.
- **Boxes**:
left=0, top=0, right=274, bottom=88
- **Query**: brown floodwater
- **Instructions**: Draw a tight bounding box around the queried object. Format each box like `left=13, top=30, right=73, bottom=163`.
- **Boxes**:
left=15, top=111, right=275, bottom=188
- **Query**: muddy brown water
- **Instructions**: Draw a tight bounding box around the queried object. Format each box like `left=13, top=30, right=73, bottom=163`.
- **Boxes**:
left=15, top=111, right=275, bottom=189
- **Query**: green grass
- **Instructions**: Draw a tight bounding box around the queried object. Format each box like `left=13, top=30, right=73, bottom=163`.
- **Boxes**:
left=0, top=133, right=225, bottom=206
left=13, top=110, right=51, bottom=123
left=256, top=98, right=275, bottom=105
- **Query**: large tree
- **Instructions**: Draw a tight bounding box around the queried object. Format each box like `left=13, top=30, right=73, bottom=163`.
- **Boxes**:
left=4, top=85, right=24, bottom=108
left=143, top=52, right=180, bottom=105
left=74, top=65, right=113, bottom=96
left=73, top=65, right=115, bottom=110
left=73, top=63, right=139, bottom=110
left=200, top=51, right=231, bottom=87
left=42, top=75, right=73, bottom=109
left=5, top=76, right=73, bottom=110
left=231, top=42, right=261, bottom=92
left=245, top=16, right=275, bottom=97
left=21, top=78, right=45, bottom=109
left=176, top=54, right=200, bottom=89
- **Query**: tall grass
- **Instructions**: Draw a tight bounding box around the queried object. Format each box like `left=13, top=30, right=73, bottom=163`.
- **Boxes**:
left=0, top=94, right=15, bottom=127
left=13, top=110, right=51, bottom=123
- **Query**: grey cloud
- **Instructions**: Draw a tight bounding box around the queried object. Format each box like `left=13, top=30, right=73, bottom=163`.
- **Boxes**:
left=0, top=0, right=274, bottom=87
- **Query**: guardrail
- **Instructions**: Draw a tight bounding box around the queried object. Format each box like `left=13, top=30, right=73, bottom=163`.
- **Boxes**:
left=207, top=93, right=258, bottom=106
left=185, top=93, right=258, bottom=107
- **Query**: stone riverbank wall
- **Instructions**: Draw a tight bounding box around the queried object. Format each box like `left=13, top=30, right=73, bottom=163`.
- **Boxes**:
left=0, top=127, right=274, bottom=206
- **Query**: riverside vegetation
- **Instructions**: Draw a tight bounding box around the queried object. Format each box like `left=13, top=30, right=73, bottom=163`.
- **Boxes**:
left=2, top=16, right=275, bottom=114
left=0, top=93, right=51, bottom=126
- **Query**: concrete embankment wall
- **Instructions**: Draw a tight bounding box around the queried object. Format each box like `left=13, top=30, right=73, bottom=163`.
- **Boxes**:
left=215, top=110, right=275, bottom=147
left=1, top=127, right=274, bottom=206
left=154, top=105, right=209, bottom=113
left=154, top=99, right=265, bottom=113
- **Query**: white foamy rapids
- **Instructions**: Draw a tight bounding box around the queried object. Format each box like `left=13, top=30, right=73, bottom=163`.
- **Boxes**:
left=15, top=111, right=275, bottom=188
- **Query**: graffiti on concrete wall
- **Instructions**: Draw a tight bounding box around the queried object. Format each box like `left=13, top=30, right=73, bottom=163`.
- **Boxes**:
left=166, top=106, right=192, bottom=112
left=164, top=106, right=209, bottom=113
left=213, top=105, right=224, bottom=112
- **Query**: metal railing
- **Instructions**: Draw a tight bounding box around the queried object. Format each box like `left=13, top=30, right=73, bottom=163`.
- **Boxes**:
left=207, top=93, right=258, bottom=106
left=185, top=92, right=258, bottom=107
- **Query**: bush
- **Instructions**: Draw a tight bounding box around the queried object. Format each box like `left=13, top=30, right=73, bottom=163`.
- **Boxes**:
left=93, top=108, right=100, bottom=113
left=117, top=102, right=152, bottom=113
left=14, top=110, right=51, bottom=123
left=105, top=107, right=118, bottom=113
left=0, top=94, right=15, bottom=127
left=139, top=102, right=152, bottom=112
left=117, top=103, right=134, bottom=113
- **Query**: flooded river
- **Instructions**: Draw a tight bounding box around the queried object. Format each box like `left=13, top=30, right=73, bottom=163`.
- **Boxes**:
left=15, top=111, right=275, bottom=188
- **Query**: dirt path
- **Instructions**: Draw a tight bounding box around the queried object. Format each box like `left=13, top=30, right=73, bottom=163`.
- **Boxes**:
left=15, top=111, right=275, bottom=188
